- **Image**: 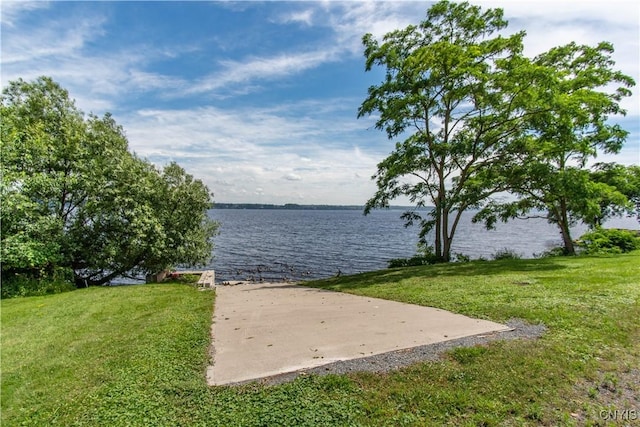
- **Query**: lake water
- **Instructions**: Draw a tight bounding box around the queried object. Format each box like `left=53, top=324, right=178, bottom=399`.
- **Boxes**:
left=204, top=208, right=638, bottom=283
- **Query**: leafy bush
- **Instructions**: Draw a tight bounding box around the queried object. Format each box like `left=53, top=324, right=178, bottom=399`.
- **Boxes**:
left=577, top=228, right=640, bottom=254
left=163, top=273, right=201, bottom=284
left=179, top=273, right=201, bottom=283
left=452, top=253, right=470, bottom=263
left=388, top=242, right=443, bottom=268
left=534, top=247, right=568, bottom=258
left=492, top=248, right=522, bottom=261
left=2, top=77, right=218, bottom=288
left=1, top=268, right=75, bottom=299
left=388, top=255, right=438, bottom=268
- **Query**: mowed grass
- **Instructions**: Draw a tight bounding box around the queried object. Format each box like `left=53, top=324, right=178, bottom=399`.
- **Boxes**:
left=2, top=253, right=639, bottom=426
left=1, top=284, right=360, bottom=426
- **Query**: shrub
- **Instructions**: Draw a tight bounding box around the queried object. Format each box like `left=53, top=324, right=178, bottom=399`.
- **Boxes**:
left=452, top=253, right=470, bottom=263
left=388, top=242, right=443, bottom=268
left=388, top=255, right=436, bottom=268
left=534, top=247, right=568, bottom=258
left=577, top=228, right=640, bottom=254
left=1, top=267, right=75, bottom=299
left=492, top=248, right=522, bottom=261
left=164, top=273, right=201, bottom=284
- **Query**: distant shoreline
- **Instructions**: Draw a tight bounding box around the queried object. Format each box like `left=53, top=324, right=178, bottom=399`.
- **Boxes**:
left=212, top=203, right=432, bottom=211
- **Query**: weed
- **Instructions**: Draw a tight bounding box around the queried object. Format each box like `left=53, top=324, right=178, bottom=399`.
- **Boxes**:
left=491, top=248, right=522, bottom=260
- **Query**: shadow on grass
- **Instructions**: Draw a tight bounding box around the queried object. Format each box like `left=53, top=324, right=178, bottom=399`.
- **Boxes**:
left=305, top=257, right=569, bottom=291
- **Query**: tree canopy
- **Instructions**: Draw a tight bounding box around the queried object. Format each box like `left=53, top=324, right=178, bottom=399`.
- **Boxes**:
left=360, top=0, right=635, bottom=259
left=475, top=42, right=635, bottom=254
left=360, top=1, right=538, bottom=261
left=1, top=77, right=218, bottom=287
left=589, top=163, right=640, bottom=227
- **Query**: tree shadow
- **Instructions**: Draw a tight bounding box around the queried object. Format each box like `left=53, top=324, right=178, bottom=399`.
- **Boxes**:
left=234, top=283, right=324, bottom=292
left=304, top=258, right=569, bottom=291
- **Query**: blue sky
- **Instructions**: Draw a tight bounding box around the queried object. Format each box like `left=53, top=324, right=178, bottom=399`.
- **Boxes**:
left=2, top=1, right=638, bottom=205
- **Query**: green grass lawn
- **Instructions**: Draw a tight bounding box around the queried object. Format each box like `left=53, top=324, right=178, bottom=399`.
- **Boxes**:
left=2, top=253, right=639, bottom=426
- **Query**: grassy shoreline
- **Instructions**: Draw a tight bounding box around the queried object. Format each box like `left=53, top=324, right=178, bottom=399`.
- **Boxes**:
left=2, top=253, right=639, bottom=425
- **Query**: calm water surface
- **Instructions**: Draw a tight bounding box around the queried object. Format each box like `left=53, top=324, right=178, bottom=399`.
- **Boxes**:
left=204, top=209, right=638, bottom=283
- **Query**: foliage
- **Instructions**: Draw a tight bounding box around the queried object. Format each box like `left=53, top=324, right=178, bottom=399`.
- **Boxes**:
left=474, top=42, right=635, bottom=255
left=388, top=242, right=470, bottom=267
left=491, top=248, right=522, bottom=261
left=1, top=267, right=75, bottom=299
left=1, top=77, right=218, bottom=286
left=388, top=255, right=438, bottom=268
left=451, top=252, right=470, bottom=263
left=164, top=273, right=201, bottom=284
left=534, top=247, right=568, bottom=258
left=388, top=241, right=442, bottom=268
left=4, top=254, right=639, bottom=425
left=589, top=163, right=640, bottom=226
left=577, top=227, right=640, bottom=254
left=359, top=1, right=536, bottom=262
left=359, top=1, right=635, bottom=260
left=388, top=251, right=470, bottom=267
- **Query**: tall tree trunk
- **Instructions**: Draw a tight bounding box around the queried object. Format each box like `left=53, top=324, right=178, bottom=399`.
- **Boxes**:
left=442, top=206, right=451, bottom=262
left=559, top=223, right=575, bottom=255
left=435, top=171, right=446, bottom=260
left=434, top=202, right=442, bottom=259
left=442, top=237, right=451, bottom=262
left=558, top=200, right=576, bottom=255
left=445, top=208, right=465, bottom=262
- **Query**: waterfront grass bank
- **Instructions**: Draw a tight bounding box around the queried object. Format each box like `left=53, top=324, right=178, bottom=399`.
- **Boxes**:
left=2, top=253, right=638, bottom=425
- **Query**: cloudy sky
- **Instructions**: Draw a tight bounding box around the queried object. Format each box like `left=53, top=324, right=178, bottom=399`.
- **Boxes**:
left=2, top=1, right=638, bottom=205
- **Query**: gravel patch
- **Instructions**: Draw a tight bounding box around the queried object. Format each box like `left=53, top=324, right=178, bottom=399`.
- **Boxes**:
left=229, top=318, right=546, bottom=386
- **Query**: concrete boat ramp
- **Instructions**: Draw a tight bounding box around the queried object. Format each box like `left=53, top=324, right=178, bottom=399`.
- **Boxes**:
left=206, top=282, right=511, bottom=386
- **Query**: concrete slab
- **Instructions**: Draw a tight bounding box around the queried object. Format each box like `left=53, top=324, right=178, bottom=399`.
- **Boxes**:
left=197, top=270, right=215, bottom=288
left=207, top=282, right=511, bottom=386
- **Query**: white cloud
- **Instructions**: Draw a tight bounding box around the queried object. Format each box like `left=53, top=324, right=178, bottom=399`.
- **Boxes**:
left=0, top=1, right=49, bottom=27
left=185, top=2, right=426, bottom=97
left=188, top=49, right=340, bottom=96
left=284, top=173, right=303, bottom=181
left=2, top=1, right=637, bottom=204
left=321, top=1, right=639, bottom=116
left=277, top=9, right=315, bottom=26
left=476, top=0, right=640, bottom=116
left=0, top=6, right=195, bottom=113
left=1, top=17, right=103, bottom=64
left=126, top=70, right=189, bottom=94
left=120, top=101, right=384, bottom=204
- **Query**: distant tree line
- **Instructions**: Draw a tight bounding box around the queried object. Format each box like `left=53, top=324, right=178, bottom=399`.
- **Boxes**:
left=213, top=203, right=364, bottom=210
left=1, top=77, right=218, bottom=295
left=213, top=203, right=428, bottom=211
left=360, top=0, right=639, bottom=260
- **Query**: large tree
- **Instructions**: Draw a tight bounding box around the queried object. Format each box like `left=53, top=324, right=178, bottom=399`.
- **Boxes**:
left=1, top=77, right=218, bottom=286
left=475, top=42, right=635, bottom=254
left=359, top=1, right=540, bottom=261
